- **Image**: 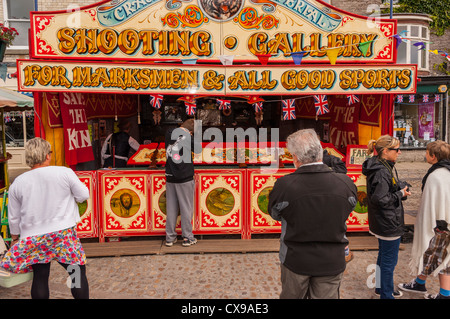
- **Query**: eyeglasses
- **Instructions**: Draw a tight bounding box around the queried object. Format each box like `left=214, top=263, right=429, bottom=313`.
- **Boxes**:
left=388, top=148, right=400, bottom=152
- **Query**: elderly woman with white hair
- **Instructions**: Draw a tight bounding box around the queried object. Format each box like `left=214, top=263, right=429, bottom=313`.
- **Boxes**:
left=0, top=137, right=90, bottom=299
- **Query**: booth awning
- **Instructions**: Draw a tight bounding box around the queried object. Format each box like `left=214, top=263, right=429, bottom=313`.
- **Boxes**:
left=0, top=87, right=34, bottom=110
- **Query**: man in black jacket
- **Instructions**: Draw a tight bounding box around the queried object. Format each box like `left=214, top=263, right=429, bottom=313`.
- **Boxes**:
left=269, top=129, right=357, bottom=299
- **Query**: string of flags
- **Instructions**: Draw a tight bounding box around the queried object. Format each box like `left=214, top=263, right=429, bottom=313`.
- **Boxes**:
left=396, top=94, right=440, bottom=104
left=147, top=91, right=440, bottom=121
left=171, top=29, right=449, bottom=66
left=148, top=93, right=362, bottom=119
left=3, top=110, right=34, bottom=123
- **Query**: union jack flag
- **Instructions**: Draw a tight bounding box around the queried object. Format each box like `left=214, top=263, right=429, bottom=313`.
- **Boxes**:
left=423, top=94, right=429, bottom=102
left=282, top=99, right=296, bottom=120
left=314, top=95, right=329, bottom=116
left=346, top=94, right=360, bottom=105
left=409, top=95, right=415, bottom=103
left=435, top=94, right=440, bottom=102
left=397, top=95, right=403, bottom=103
left=185, top=102, right=196, bottom=115
left=217, top=99, right=231, bottom=110
left=253, top=102, right=263, bottom=112
left=149, top=94, right=164, bottom=109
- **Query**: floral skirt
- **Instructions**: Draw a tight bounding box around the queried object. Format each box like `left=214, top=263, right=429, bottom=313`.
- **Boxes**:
left=0, top=227, right=86, bottom=274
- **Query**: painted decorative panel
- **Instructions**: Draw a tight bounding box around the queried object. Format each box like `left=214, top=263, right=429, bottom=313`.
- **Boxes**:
left=149, top=173, right=184, bottom=234
left=75, top=171, right=98, bottom=238
left=248, top=169, right=295, bottom=235
left=98, top=171, right=151, bottom=240
left=346, top=171, right=369, bottom=231
left=196, top=171, right=243, bottom=234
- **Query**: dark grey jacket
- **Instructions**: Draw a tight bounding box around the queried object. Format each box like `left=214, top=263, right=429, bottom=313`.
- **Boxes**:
left=362, top=156, right=405, bottom=238
left=269, top=164, right=357, bottom=276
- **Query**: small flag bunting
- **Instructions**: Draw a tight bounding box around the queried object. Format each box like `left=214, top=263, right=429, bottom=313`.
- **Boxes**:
left=149, top=94, right=164, bottom=109
left=326, top=47, right=340, bottom=65
left=413, top=42, right=426, bottom=50
left=217, top=99, right=231, bottom=110
left=256, top=54, right=271, bottom=65
left=218, top=55, right=234, bottom=65
left=253, top=102, right=263, bottom=112
left=346, top=94, right=360, bottom=105
left=423, top=94, right=429, bottom=102
left=291, top=51, right=306, bottom=65
left=397, top=95, right=403, bottom=103
left=185, top=102, right=196, bottom=115
left=314, top=95, right=329, bottom=116
left=282, top=99, right=296, bottom=120
left=409, top=95, right=415, bottom=103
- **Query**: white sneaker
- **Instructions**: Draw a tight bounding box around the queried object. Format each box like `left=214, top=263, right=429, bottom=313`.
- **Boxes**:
left=165, top=238, right=177, bottom=247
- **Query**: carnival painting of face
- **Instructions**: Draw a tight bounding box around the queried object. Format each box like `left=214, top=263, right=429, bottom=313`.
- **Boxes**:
left=198, top=0, right=244, bottom=21
left=110, top=189, right=140, bottom=218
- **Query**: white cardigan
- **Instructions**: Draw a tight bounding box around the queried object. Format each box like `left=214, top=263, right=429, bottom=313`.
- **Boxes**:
left=410, top=167, right=450, bottom=276
left=8, top=166, right=90, bottom=239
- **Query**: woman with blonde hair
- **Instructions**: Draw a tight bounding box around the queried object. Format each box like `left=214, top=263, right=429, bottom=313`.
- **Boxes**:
left=0, top=137, right=90, bottom=299
left=362, top=135, right=411, bottom=299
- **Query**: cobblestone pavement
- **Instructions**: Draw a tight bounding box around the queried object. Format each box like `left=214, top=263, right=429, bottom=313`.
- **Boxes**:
left=1, top=162, right=439, bottom=300
left=0, top=241, right=441, bottom=300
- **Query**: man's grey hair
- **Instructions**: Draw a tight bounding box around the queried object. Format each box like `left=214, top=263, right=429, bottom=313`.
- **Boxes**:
left=286, top=129, right=323, bottom=164
left=25, top=137, right=52, bottom=167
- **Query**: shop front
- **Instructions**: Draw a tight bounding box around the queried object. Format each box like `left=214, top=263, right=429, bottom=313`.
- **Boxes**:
left=17, top=0, right=417, bottom=242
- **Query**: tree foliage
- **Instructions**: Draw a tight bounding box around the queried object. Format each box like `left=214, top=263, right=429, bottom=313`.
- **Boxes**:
left=388, top=0, right=450, bottom=36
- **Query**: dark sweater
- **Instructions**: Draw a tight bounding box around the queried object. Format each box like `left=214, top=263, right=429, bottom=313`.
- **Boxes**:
left=269, top=164, right=357, bottom=276
left=165, top=127, right=195, bottom=183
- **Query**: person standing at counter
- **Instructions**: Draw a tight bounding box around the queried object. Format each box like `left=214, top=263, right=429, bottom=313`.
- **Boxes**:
left=269, top=129, right=357, bottom=299
left=362, top=135, right=411, bottom=299
left=0, top=137, right=90, bottom=299
left=101, top=120, right=140, bottom=168
left=165, top=119, right=199, bottom=247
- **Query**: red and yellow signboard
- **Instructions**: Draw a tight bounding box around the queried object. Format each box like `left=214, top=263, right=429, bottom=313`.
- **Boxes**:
left=29, top=0, right=396, bottom=64
left=18, top=59, right=417, bottom=95
left=18, top=0, right=416, bottom=96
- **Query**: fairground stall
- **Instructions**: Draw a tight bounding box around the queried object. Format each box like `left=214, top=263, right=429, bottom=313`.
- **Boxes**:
left=17, top=0, right=417, bottom=242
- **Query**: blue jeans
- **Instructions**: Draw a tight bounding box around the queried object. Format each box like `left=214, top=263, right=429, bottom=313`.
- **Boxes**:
left=376, top=238, right=401, bottom=299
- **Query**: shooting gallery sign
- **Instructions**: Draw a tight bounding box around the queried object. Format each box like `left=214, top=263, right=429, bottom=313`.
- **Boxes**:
left=29, top=0, right=396, bottom=64
left=17, top=60, right=417, bottom=95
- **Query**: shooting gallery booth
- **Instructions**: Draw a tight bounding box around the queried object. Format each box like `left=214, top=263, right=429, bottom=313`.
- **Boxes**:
left=17, top=0, right=417, bottom=242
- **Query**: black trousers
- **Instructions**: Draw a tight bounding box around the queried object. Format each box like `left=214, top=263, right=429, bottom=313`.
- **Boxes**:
left=31, top=262, right=89, bottom=299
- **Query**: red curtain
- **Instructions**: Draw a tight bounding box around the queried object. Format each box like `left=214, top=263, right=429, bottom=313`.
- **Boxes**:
left=381, top=94, right=394, bottom=136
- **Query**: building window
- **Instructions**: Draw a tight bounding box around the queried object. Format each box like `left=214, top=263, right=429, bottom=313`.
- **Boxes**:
left=2, top=0, right=36, bottom=49
left=4, top=110, right=34, bottom=147
left=397, top=24, right=429, bottom=71
left=394, top=93, right=443, bottom=148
